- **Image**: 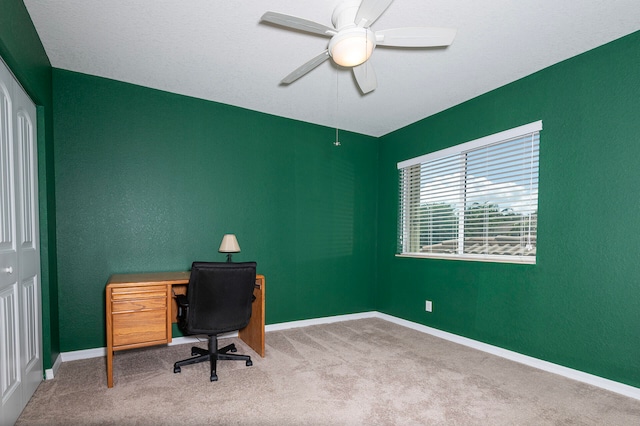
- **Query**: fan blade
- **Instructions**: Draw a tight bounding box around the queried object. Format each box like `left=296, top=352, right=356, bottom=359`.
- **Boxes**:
left=376, top=27, right=457, bottom=47
left=355, top=0, right=394, bottom=28
left=281, top=51, right=331, bottom=84
left=352, top=61, right=377, bottom=94
left=261, top=11, right=337, bottom=37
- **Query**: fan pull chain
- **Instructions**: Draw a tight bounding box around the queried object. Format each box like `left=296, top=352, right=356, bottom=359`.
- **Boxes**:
left=334, top=68, right=341, bottom=146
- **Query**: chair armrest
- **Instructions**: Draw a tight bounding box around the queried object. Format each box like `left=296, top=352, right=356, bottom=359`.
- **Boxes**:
left=175, top=294, right=188, bottom=308
left=175, top=294, right=189, bottom=329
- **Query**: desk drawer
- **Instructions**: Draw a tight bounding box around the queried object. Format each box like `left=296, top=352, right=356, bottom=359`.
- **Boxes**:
left=112, top=297, right=166, bottom=313
left=112, top=310, right=168, bottom=347
left=111, top=287, right=167, bottom=300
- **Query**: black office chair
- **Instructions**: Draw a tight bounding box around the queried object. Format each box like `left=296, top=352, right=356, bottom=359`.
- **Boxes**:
left=173, top=261, right=256, bottom=381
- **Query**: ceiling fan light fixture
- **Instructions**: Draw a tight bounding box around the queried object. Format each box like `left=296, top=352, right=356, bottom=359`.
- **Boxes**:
left=261, top=0, right=457, bottom=93
left=329, top=28, right=375, bottom=67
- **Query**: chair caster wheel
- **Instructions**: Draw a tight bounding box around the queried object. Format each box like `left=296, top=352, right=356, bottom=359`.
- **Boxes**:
left=231, top=347, right=237, bottom=353
left=246, top=360, right=253, bottom=367
left=174, top=366, right=181, bottom=374
left=210, top=374, right=218, bottom=382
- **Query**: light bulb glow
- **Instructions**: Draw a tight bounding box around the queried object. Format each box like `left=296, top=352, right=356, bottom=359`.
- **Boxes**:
left=329, top=28, right=375, bottom=67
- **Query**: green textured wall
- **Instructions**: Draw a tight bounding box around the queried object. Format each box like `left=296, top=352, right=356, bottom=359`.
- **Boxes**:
left=0, top=0, right=59, bottom=369
left=53, top=69, right=378, bottom=351
left=377, top=31, right=640, bottom=387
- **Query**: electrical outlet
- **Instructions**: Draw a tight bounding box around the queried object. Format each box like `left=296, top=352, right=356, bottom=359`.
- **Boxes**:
left=425, top=300, right=433, bottom=312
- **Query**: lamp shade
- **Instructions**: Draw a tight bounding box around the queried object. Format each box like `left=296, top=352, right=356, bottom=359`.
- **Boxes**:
left=218, top=234, right=241, bottom=253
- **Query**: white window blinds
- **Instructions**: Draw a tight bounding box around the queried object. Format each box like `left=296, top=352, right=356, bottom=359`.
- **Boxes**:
left=397, top=121, right=541, bottom=264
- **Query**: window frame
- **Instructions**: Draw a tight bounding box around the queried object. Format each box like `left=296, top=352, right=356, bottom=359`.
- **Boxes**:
left=396, top=121, right=542, bottom=264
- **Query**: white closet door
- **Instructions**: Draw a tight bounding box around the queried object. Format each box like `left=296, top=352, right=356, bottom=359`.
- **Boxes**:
left=13, top=64, right=42, bottom=407
left=0, top=58, right=42, bottom=426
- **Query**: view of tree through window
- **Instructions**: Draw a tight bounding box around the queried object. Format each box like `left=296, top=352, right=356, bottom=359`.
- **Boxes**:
left=398, top=122, right=541, bottom=263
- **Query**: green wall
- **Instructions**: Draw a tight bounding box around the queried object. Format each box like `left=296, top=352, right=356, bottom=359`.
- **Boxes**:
left=52, top=69, right=378, bottom=351
left=377, top=31, right=640, bottom=387
left=0, top=0, right=59, bottom=369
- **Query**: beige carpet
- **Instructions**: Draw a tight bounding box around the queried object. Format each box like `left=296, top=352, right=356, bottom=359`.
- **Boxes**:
left=17, top=318, right=640, bottom=425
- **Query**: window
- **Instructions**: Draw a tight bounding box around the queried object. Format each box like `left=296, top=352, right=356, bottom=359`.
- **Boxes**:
left=397, top=121, right=541, bottom=264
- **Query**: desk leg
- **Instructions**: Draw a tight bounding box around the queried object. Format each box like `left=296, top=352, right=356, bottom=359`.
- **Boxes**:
left=107, top=349, right=113, bottom=388
left=238, top=276, right=265, bottom=357
left=106, top=287, right=114, bottom=388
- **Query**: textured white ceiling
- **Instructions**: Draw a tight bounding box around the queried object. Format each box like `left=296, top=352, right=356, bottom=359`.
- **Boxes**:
left=24, top=0, right=640, bottom=137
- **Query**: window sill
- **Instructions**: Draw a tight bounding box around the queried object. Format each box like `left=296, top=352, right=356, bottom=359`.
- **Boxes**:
left=395, top=253, right=536, bottom=265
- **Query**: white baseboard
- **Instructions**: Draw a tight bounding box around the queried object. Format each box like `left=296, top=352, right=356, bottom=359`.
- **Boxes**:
left=60, top=347, right=105, bottom=362
left=48, top=313, right=377, bottom=370
left=44, top=353, right=62, bottom=380
left=169, top=332, right=238, bottom=346
left=265, top=311, right=378, bottom=332
left=49, top=311, right=640, bottom=401
left=373, top=312, right=640, bottom=401
left=45, top=332, right=240, bottom=378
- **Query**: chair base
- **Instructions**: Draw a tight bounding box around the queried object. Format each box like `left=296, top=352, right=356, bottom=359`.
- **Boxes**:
left=173, top=336, right=252, bottom=381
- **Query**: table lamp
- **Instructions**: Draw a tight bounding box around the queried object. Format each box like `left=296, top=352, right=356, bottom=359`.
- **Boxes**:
left=219, top=234, right=240, bottom=262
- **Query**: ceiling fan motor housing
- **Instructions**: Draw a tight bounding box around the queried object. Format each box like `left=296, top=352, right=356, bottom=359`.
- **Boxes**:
left=329, top=1, right=376, bottom=67
left=332, top=1, right=361, bottom=29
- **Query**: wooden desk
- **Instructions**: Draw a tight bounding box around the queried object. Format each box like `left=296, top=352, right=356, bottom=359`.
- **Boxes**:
left=105, top=271, right=265, bottom=388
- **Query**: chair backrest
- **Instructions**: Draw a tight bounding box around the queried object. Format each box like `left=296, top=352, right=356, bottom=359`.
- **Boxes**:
left=185, top=261, right=257, bottom=335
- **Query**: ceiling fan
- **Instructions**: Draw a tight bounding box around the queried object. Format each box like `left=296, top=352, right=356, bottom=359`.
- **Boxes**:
left=261, top=0, right=457, bottom=94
